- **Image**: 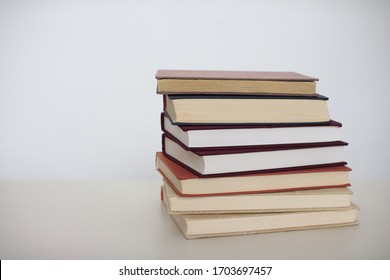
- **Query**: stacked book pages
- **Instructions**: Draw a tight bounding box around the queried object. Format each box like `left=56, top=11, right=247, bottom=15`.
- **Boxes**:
left=155, top=69, right=359, bottom=239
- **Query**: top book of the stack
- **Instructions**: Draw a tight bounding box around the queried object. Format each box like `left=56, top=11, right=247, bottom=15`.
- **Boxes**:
left=156, top=70, right=318, bottom=96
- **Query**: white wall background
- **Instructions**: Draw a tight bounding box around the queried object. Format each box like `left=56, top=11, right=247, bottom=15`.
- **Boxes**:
left=0, top=0, right=389, bottom=180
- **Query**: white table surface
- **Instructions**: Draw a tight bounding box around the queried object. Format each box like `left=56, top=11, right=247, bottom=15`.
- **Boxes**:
left=0, top=180, right=388, bottom=260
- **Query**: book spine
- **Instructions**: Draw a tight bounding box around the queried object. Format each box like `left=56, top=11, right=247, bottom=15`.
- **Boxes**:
left=160, top=112, right=165, bottom=131
left=163, top=95, right=167, bottom=111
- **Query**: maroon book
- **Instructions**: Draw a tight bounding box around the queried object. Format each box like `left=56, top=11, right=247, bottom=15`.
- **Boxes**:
left=161, top=112, right=341, bottom=130
left=162, top=133, right=348, bottom=177
left=161, top=112, right=343, bottom=149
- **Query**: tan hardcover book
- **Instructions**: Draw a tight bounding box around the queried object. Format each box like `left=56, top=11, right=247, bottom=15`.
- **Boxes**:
left=165, top=94, right=330, bottom=124
left=156, top=152, right=351, bottom=196
left=168, top=204, right=359, bottom=239
left=162, top=181, right=353, bottom=214
left=156, top=70, right=318, bottom=95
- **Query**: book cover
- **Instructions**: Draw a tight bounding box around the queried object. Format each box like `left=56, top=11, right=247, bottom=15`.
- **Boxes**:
left=156, top=70, right=318, bottom=95
left=156, top=70, right=319, bottom=81
left=163, top=133, right=348, bottom=155
left=167, top=93, right=328, bottom=100
left=162, top=134, right=348, bottom=176
left=162, top=113, right=342, bottom=149
left=168, top=204, right=359, bottom=239
left=156, top=152, right=351, bottom=196
left=165, top=94, right=330, bottom=124
left=162, top=181, right=353, bottom=214
left=161, top=112, right=341, bottom=130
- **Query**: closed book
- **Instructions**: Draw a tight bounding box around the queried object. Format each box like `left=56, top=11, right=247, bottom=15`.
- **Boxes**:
left=169, top=204, right=359, bottom=239
left=156, top=152, right=351, bottom=196
left=165, top=94, right=330, bottom=124
left=162, top=134, right=348, bottom=176
left=162, top=113, right=342, bottom=148
left=156, top=70, right=318, bottom=95
left=162, top=181, right=353, bottom=214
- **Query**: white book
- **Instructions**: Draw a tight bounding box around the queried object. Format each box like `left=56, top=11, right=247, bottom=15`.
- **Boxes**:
left=163, top=135, right=347, bottom=176
left=163, top=114, right=342, bottom=148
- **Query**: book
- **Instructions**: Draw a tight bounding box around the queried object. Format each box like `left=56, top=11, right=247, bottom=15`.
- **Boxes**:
left=169, top=204, right=359, bottom=239
left=162, top=134, right=348, bottom=176
left=164, top=94, right=330, bottom=124
left=156, top=70, right=318, bottom=95
left=162, top=113, right=342, bottom=148
left=155, top=69, right=357, bottom=240
left=162, top=181, right=353, bottom=214
left=156, top=152, right=351, bottom=196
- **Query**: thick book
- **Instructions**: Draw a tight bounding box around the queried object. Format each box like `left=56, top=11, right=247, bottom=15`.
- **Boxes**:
left=162, top=113, right=342, bottom=148
left=162, top=134, right=348, bottom=176
left=168, top=204, right=359, bottom=239
left=162, top=181, right=353, bottom=214
left=156, top=152, right=351, bottom=196
left=164, top=94, right=330, bottom=124
left=156, top=70, right=318, bottom=95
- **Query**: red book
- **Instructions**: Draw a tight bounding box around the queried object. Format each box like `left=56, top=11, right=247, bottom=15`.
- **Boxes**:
left=156, top=152, right=351, bottom=197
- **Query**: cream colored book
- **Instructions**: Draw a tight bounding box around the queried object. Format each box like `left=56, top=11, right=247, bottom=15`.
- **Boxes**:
left=162, top=181, right=353, bottom=214
left=165, top=94, right=330, bottom=124
left=169, top=204, right=359, bottom=239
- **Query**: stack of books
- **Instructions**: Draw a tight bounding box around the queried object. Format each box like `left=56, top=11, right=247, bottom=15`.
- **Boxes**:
left=155, top=69, right=359, bottom=239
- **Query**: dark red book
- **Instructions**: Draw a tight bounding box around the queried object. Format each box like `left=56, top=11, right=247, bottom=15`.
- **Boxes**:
left=162, top=133, right=348, bottom=177
left=161, top=112, right=342, bottom=149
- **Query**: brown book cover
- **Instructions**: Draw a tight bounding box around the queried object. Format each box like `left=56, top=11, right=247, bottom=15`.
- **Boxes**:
left=156, top=70, right=318, bottom=81
left=156, top=70, right=318, bottom=95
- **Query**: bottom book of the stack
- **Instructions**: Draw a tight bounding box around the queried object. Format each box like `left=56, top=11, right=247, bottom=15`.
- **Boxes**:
left=161, top=183, right=359, bottom=239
